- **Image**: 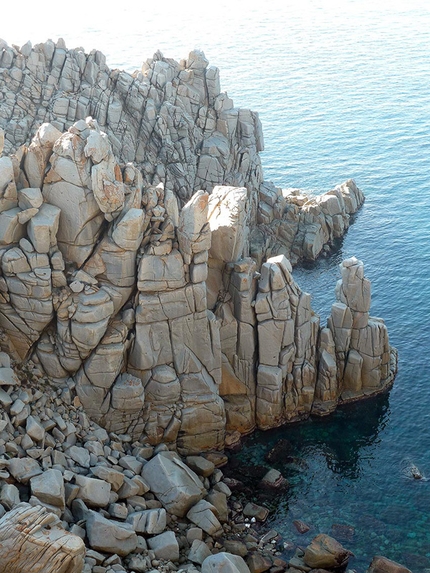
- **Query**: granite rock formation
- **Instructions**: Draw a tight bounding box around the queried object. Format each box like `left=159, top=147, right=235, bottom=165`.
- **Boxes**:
left=0, top=39, right=363, bottom=264
left=0, top=503, right=85, bottom=573
left=0, top=40, right=397, bottom=455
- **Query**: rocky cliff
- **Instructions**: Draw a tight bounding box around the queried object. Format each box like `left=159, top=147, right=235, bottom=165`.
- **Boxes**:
left=0, top=39, right=397, bottom=454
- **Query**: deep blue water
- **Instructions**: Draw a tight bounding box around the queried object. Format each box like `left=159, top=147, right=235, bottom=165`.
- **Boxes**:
left=3, top=2, right=430, bottom=570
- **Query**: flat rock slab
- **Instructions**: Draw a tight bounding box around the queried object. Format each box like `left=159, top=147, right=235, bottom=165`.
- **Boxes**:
left=0, top=367, right=19, bottom=386
left=8, top=457, right=42, bottom=483
left=86, top=510, right=137, bottom=556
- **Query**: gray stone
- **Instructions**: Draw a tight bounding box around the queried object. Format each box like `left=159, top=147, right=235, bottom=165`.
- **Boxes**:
left=126, top=508, right=166, bottom=534
left=26, top=416, right=45, bottom=442
left=189, top=539, right=212, bottom=564
left=0, top=484, right=20, bottom=510
left=202, top=553, right=251, bottom=573
left=30, top=469, right=65, bottom=509
left=86, top=510, right=138, bottom=556
left=8, top=458, right=42, bottom=483
left=75, top=475, right=111, bottom=508
left=147, top=530, right=179, bottom=561
left=186, top=456, right=215, bottom=477
left=141, top=453, right=205, bottom=517
left=91, top=466, right=125, bottom=492
left=187, top=499, right=222, bottom=535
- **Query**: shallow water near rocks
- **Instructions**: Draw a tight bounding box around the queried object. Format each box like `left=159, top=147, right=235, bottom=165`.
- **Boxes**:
left=3, top=2, right=430, bottom=570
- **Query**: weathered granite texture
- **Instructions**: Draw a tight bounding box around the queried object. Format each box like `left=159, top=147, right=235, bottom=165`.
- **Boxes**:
left=0, top=40, right=263, bottom=206
left=0, top=40, right=397, bottom=454
left=0, top=39, right=363, bottom=263
left=0, top=503, right=85, bottom=573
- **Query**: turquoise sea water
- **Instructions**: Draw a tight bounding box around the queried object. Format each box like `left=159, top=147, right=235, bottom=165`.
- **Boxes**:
left=3, top=1, right=430, bottom=570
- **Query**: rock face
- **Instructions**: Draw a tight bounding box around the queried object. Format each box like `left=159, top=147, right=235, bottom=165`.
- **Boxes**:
left=0, top=503, right=85, bottom=573
left=0, top=120, right=396, bottom=452
left=0, top=40, right=397, bottom=454
left=0, top=42, right=263, bottom=206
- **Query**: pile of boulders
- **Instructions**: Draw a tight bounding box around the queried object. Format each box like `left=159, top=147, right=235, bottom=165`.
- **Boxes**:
left=0, top=352, right=413, bottom=573
left=0, top=352, right=287, bottom=573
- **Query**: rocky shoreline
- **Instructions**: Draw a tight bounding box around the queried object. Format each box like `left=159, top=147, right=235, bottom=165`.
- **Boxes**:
left=0, top=39, right=403, bottom=572
left=0, top=359, right=410, bottom=573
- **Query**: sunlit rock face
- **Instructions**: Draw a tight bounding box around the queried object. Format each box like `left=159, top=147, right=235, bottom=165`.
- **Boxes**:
left=0, top=39, right=395, bottom=452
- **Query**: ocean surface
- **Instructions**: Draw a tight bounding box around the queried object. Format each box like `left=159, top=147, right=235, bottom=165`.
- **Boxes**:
left=3, top=1, right=430, bottom=570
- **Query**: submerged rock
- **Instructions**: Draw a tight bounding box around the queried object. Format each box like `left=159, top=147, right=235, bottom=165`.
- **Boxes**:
left=367, top=555, right=412, bottom=573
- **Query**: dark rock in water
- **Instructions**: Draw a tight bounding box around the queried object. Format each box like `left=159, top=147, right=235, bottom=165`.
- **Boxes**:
left=284, top=456, right=309, bottom=470
left=330, top=523, right=355, bottom=542
left=259, top=529, right=279, bottom=544
left=356, top=514, right=387, bottom=533
left=223, top=477, right=244, bottom=490
left=225, top=458, right=268, bottom=484
left=265, top=439, right=293, bottom=463
left=282, top=540, right=296, bottom=554
left=293, top=519, right=311, bottom=534
left=366, top=555, right=412, bottom=573
left=401, top=552, right=430, bottom=569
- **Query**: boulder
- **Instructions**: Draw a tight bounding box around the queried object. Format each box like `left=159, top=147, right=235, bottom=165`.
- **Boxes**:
left=0, top=503, right=85, bottom=573
left=189, top=538, right=212, bottom=564
left=75, top=475, right=111, bottom=508
left=202, top=552, right=251, bottom=573
left=126, top=508, right=166, bottom=534
left=8, top=458, right=42, bottom=483
left=30, top=469, right=65, bottom=509
left=86, top=510, right=137, bottom=556
left=147, top=530, right=179, bottom=561
left=187, top=499, right=222, bottom=535
left=141, top=453, right=206, bottom=516
left=303, top=534, right=350, bottom=569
